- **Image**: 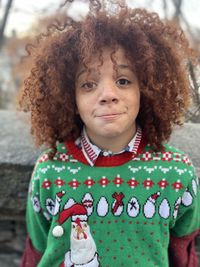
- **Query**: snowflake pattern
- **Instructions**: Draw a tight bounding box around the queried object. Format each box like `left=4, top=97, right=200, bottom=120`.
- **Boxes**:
left=54, top=178, right=65, bottom=188
left=144, top=166, right=157, bottom=174
left=84, top=177, right=96, bottom=188
left=172, top=180, right=184, bottom=192
left=128, top=166, right=142, bottom=173
left=42, top=179, right=52, bottom=190
left=127, top=178, right=139, bottom=189
left=98, top=176, right=110, bottom=188
left=68, top=179, right=80, bottom=190
left=52, top=165, right=65, bottom=173
left=113, top=175, right=124, bottom=187
left=157, top=179, right=169, bottom=190
left=142, top=178, right=154, bottom=190
left=67, top=166, right=81, bottom=174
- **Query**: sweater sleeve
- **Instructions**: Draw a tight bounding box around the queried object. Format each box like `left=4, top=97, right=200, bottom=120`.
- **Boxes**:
left=20, top=155, right=51, bottom=266
left=20, top=236, right=42, bottom=267
left=169, top=167, right=200, bottom=267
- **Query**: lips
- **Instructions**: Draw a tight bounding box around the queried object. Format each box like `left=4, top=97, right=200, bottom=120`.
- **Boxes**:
left=95, top=114, right=122, bottom=122
left=96, top=112, right=124, bottom=118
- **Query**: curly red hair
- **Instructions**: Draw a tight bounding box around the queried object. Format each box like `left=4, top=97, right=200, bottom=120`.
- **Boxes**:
left=18, top=0, right=195, bottom=156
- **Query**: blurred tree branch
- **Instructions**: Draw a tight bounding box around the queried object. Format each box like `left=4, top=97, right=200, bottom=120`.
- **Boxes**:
left=162, top=0, right=200, bottom=122
left=172, top=0, right=183, bottom=18
left=0, top=0, right=13, bottom=50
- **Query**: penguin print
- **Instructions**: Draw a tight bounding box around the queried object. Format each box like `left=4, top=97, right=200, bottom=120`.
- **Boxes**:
left=192, top=179, right=198, bottom=196
left=127, top=197, right=140, bottom=217
left=143, top=192, right=160, bottom=218
left=64, top=198, right=76, bottom=210
left=181, top=189, right=193, bottom=206
left=159, top=198, right=170, bottom=219
left=96, top=196, right=109, bottom=217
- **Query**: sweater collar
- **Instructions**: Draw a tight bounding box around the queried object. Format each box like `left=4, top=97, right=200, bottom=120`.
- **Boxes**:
left=76, top=126, right=142, bottom=166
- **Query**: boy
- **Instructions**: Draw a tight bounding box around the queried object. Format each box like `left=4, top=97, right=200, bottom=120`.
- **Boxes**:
left=20, top=1, right=200, bottom=266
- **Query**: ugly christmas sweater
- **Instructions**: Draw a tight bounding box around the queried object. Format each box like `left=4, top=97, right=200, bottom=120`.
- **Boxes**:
left=21, top=133, right=200, bottom=267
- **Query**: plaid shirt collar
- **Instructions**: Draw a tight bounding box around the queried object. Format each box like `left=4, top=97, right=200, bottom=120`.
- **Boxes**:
left=75, top=126, right=142, bottom=166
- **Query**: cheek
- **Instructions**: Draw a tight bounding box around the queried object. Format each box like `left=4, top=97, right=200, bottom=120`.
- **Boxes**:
left=75, top=94, right=83, bottom=115
left=76, top=102, right=89, bottom=121
left=128, top=91, right=140, bottom=107
left=75, top=92, right=94, bottom=118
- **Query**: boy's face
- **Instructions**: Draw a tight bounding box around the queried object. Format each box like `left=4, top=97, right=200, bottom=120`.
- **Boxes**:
left=75, top=46, right=140, bottom=151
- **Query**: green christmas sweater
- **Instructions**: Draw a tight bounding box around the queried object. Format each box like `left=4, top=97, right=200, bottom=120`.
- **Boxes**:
left=25, top=139, right=200, bottom=267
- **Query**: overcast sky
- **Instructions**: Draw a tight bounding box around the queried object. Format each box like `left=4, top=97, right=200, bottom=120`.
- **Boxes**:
left=1, top=0, right=200, bottom=37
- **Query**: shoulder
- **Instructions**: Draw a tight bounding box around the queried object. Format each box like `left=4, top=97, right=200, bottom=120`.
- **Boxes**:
left=137, top=144, right=198, bottom=195
left=36, top=142, right=69, bottom=165
left=162, top=144, right=197, bottom=186
left=140, top=143, right=197, bottom=181
left=141, top=143, right=193, bottom=166
left=162, top=143, right=193, bottom=166
left=30, top=142, right=71, bottom=190
left=30, top=142, right=71, bottom=180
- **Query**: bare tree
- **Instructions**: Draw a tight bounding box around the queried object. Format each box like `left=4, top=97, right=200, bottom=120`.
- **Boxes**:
left=0, top=0, right=13, bottom=50
left=161, top=0, right=200, bottom=122
left=172, top=0, right=183, bottom=18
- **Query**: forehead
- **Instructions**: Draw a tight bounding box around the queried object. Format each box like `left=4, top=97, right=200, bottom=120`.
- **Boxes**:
left=77, top=46, right=133, bottom=76
left=93, top=47, right=130, bottom=64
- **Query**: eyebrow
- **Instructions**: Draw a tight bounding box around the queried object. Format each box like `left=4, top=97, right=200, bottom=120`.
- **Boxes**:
left=117, top=64, right=132, bottom=70
left=76, top=69, right=88, bottom=80
left=76, top=64, right=133, bottom=80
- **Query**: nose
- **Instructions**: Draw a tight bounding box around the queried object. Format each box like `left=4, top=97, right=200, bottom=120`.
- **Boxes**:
left=99, top=81, right=119, bottom=105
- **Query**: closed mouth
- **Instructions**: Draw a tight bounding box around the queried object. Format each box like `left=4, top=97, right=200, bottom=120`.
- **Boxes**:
left=98, top=114, right=122, bottom=121
left=96, top=112, right=124, bottom=118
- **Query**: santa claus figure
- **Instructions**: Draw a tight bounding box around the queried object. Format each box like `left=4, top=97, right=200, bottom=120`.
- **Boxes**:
left=53, top=203, right=99, bottom=267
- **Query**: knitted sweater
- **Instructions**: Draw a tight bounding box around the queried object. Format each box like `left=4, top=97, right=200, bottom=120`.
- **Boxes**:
left=23, top=137, right=200, bottom=267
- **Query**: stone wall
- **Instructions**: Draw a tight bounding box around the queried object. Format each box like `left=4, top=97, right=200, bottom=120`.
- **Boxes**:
left=0, top=110, right=200, bottom=266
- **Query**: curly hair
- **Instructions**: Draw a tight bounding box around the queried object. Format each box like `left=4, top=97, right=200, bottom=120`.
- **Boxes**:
left=18, top=0, right=196, bottom=157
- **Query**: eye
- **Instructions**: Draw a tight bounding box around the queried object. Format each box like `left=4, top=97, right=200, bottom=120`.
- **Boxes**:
left=116, top=78, right=131, bottom=86
left=81, top=82, right=96, bottom=90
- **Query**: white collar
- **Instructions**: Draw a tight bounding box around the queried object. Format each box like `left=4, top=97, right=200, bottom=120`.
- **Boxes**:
left=75, top=127, right=142, bottom=166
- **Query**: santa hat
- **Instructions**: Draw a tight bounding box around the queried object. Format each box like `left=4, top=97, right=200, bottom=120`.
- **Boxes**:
left=52, top=203, right=88, bottom=237
left=56, top=191, right=65, bottom=199
left=59, top=203, right=88, bottom=224
left=150, top=192, right=161, bottom=201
